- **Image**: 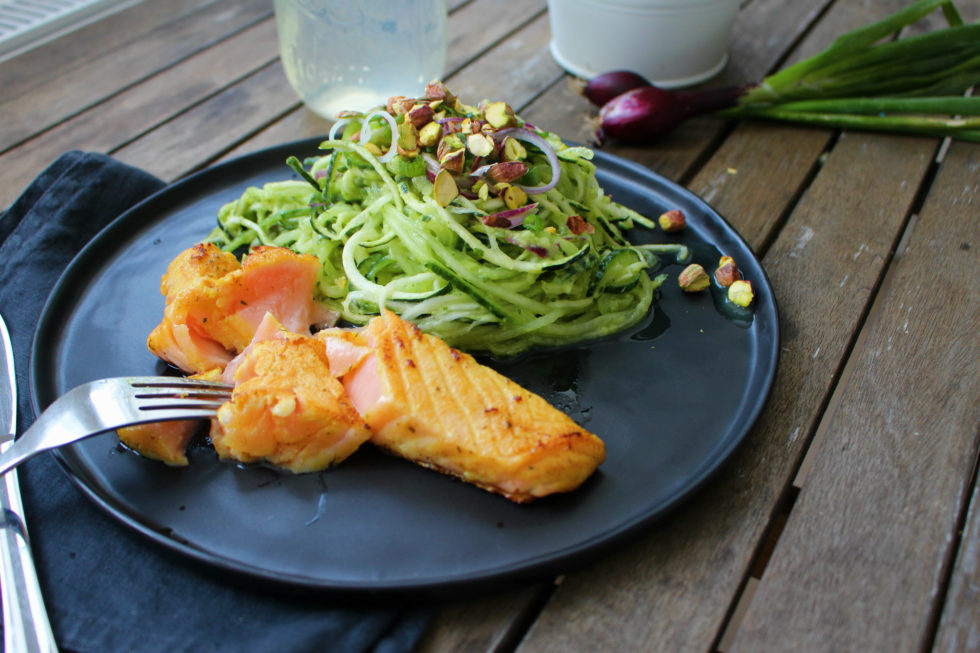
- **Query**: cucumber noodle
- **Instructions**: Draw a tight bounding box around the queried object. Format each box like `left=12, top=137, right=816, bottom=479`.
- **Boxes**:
left=206, top=95, right=685, bottom=357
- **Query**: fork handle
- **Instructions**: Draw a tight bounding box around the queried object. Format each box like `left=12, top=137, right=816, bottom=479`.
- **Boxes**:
left=0, top=443, right=58, bottom=653
left=0, top=408, right=70, bottom=478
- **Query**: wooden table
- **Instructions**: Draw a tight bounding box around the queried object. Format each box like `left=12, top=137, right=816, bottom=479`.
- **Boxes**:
left=2, top=0, right=978, bottom=650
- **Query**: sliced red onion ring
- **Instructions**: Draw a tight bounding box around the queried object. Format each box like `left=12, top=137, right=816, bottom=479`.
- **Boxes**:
left=328, top=118, right=351, bottom=141
left=481, top=203, right=537, bottom=229
left=494, top=128, right=560, bottom=194
left=437, top=117, right=463, bottom=132
left=470, top=163, right=493, bottom=177
left=503, top=235, right=548, bottom=257
left=359, top=110, right=398, bottom=163
left=422, top=152, right=441, bottom=179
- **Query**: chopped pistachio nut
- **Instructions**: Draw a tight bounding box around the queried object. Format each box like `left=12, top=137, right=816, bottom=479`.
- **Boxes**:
left=502, top=185, right=527, bottom=210
left=425, top=80, right=454, bottom=102
left=418, top=121, right=443, bottom=147
left=406, top=103, right=434, bottom=128
left=397, top=121, right=419, bottom=158
left=474, top=180, right=490, bottom=200
left=467, top=132, right=495, bottom=158
left=484, top=101, right=516, bottom=129
left=566, top=215, right=594, bottom=235
left=433, top=169, right=459, bottom=207
left=728, top=279, right=754, bottom=306
left=678, top=263, right=710, bottom=292
left=387, top=96, right=414, bottom=115
left=363, top=142, right=383, bottom=157
left=500, top=136, right=527, bottom=161
left=271, top=396, right=297, bottom=417
left=436, top=134, right=464, bottom=160
left=488, top=161, right=528, bottom=183
left=439, top=148, right=465, bottom=174
left=658, top=209, right=686, bottom=232
left=714, top=255, right=742, bottom=287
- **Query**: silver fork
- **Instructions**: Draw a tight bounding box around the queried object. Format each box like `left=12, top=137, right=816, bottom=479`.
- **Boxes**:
left=0, top=377, right=232, bottom=477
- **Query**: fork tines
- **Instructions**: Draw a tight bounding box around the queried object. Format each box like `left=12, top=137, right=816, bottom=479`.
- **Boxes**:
left=128, top=377, right=232, bottom=415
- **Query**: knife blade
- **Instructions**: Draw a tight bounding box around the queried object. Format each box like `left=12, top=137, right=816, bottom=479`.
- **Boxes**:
left=0, top=313, right=14, bottom=443
left=0, top=314, right=58, bottom=652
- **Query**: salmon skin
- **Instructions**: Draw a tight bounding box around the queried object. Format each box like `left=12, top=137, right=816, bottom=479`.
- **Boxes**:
left=320, top=311, right=606, bottom=503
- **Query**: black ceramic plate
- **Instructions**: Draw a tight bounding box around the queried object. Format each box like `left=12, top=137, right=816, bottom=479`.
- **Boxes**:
left=31, top=139, right=778, bottom=597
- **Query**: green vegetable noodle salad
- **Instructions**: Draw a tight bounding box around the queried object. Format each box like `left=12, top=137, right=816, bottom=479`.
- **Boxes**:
left=207, top=81, right=687, bottom=356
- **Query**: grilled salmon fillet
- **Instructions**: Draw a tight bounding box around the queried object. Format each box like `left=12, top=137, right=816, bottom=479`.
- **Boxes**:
left=319, top=311, right=606, bottom=502
left=209, top=314, right=371, bottom=473
left=117, top=368, right=223, bottom=466
left=137, top=246, right=603, bottom=500
left=147, top=244, right=332, bottom=374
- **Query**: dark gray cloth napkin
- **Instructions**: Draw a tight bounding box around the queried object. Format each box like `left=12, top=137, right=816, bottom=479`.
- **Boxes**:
left=0, top=152, right=434, bottom=653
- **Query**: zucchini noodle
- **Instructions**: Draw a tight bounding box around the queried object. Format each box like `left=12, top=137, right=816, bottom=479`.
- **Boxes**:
left=206, top=85, right=686, bottom=356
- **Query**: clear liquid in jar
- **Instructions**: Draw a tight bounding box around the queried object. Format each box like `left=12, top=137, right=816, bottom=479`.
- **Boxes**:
left=274, top=0, right=448, bottom=119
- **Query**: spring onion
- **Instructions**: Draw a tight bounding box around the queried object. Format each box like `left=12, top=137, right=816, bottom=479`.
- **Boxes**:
left=592, top=0, right=980, bottom=144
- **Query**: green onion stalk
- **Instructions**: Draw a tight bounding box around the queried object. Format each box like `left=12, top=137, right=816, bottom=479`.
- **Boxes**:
left=592, top=0, right=980, bottom=143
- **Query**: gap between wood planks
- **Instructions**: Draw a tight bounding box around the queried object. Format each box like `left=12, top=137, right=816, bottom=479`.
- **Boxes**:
left=0, top=0, right=274, bottom=158
left=924, top=446, right=980, bottom=650
left=708, top=133, right=959, bottom=652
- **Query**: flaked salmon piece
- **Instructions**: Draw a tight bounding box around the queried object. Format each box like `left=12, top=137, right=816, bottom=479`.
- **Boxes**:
left=147, top=320, right=235, bottom=374
left=315, top=328, right=372, bottom=377
left=147, top=244, right=333, bottom=374
left=117, top=368, right=223, bottom=466
left=148, top=244, right=240, bottom=373
left=159, top=242, right=239, bottom=301
left=205, top=245, right=329, bottom=350
left=210, top=314, right=371, bottom=473
left=326, top=311, right=606, bottom=502
left=220, top=310, right=289, bottom=384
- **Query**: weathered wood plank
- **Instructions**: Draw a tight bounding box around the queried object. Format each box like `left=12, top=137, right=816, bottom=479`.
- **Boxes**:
left=0, top=0, right=273, bottom=154
left=445, top=0, right=545, bottom=77
left=0, top=18, right=280, bottom=210
left=934, top=474, right=980, bottom=651
left=685, top=121, right=830, bottom=252
left=446, top=13, right=562, bottom=114
left=416, top=585, right=551, bottom=653
left=730, top=142, right=980, bottom=652
left=0, top=0, right=217, bottom=102
left=112, top=61, right=294, bottom=181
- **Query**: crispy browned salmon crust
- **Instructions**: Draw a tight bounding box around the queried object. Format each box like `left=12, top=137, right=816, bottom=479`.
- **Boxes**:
left=333, top=311, right=606, bottom=502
